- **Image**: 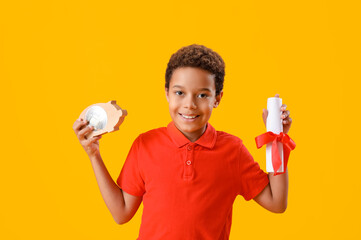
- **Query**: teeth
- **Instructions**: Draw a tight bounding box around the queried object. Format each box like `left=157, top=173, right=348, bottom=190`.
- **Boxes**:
left=181, top=114, right=197, bottom=119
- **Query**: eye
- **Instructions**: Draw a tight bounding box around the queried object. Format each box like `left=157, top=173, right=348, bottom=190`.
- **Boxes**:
left=198, top=93, right=208, bottom=98
left=175, top=91, right=183, bottom=96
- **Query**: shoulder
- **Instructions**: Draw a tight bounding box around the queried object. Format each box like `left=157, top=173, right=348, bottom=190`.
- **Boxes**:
left=215, top=131, right=253, bottom=158
left=215, top=130, right=244, bottom=147
left=129, top=127, right=173, bottom=157
left=136, top=126, right=169, bottom=145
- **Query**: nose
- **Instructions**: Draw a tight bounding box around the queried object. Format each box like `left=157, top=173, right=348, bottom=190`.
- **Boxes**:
left=184, top=95, right=197, bottom=109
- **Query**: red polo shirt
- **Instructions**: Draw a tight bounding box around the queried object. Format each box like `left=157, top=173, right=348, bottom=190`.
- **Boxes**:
left=117, top=122, right=269, bottom=240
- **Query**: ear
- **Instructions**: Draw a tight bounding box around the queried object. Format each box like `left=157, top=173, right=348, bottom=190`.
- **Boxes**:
left=165, top=88, right=169, bottom=102
left=214, top=91, right=223, bottom=108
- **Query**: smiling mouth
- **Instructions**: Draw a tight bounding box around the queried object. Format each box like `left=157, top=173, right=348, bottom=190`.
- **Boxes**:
left=179, top=113, right=200, bottom=119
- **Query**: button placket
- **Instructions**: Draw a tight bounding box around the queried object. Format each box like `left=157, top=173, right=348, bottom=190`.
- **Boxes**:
left=183, top=144, right=194, bottom=179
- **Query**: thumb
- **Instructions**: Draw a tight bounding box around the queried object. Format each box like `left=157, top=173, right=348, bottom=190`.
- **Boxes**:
left=262, top=108, right=268, bottom=126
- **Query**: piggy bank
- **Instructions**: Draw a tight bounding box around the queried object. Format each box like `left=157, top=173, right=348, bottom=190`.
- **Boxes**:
left=79, top=100, right=127, bottom=139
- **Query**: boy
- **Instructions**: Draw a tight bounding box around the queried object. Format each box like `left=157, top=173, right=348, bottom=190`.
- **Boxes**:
left=73, top=44, right=293, bottom=240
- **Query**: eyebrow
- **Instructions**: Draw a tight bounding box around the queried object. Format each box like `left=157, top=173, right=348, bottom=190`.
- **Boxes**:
left=172, top=85, right=212, bottom=92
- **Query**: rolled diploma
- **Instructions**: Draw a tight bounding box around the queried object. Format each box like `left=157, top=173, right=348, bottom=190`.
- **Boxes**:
left=266, top=97, right=284, bottom=173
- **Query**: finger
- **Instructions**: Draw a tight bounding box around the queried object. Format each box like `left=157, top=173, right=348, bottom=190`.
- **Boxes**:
left=281, top=104, right=287, bottom=111
left=84, top=135, right=102, bottom=149
left=89, top=135, right=102, bottom=144
left=283, top=117, right=292, bottom=125
left=72, top=118, right=83, bottom=132
left=281, top=110, right=290, bottom=119
left=262, top=108, right=268, bottom=126
left=78, top=125, right=94, bottom=140
left=73, top=118, right=88, bottom=133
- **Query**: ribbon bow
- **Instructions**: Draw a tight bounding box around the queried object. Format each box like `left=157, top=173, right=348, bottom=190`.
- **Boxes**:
left=255, top=132, right=296, bottom=175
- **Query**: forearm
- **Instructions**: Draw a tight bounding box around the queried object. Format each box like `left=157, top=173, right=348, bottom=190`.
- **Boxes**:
left=268, top=168, right=289, bottom=212
left=89, top=152, right=126, bottom=223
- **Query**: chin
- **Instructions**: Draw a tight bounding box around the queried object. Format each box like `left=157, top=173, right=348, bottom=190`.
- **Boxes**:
left=178, top=122, right=206, bottom=133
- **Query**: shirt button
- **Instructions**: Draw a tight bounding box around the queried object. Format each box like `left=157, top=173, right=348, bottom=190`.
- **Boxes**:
left=186, top=160, right=192, bottom=165
left=187, top=145, right=192, bottom=151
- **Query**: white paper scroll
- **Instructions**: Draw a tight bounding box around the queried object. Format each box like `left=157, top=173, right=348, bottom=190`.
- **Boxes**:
left=266, top=97, right=284, bottom=173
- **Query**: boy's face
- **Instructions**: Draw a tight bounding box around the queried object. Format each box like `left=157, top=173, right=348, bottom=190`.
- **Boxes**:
left=166, top=67, right=222, bottom=142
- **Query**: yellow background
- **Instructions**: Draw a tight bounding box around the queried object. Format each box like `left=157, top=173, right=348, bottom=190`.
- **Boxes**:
left=1, top=0, right=360, bottom=239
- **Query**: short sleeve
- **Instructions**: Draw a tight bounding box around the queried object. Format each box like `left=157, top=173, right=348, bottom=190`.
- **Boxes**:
left=116, top=136, right=145, bottom=197
left=238, top=143, right=269, bottom=201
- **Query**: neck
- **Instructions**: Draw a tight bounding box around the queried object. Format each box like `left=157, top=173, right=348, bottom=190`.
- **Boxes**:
left=181, top=124, right=207, bottom=142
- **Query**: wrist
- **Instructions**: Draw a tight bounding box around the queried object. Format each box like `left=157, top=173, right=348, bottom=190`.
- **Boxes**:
left=88, top=151, right=101, bottom=161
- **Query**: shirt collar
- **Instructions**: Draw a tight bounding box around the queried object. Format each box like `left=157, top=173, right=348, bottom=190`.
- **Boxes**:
left=166, top=121, right=217, bottom=149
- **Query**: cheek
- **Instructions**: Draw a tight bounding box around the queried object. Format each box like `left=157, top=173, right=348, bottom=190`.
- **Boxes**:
left=206, top=99, right=216, bottom=108
left=168, top=99, right=179, bottom=111
left=199, top=101, right=214, bottom=112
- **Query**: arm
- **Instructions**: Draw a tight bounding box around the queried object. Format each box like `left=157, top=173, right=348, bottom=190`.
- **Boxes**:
left=253, top=94, right=292, bottom=213
left=89, top=152, right=142, bottom=224
left=253, top=170, right=288, bottom=213
left=73, top=118, right=142, bottom=224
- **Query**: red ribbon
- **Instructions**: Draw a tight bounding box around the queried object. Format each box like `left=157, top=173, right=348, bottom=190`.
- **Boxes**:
left=255, top=132, right=296, bottom=175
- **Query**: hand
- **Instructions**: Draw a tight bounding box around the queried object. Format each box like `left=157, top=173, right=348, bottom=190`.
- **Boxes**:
left=73, top=118, right=102, bottom=157
left=262, top=94, right=292, bottom=134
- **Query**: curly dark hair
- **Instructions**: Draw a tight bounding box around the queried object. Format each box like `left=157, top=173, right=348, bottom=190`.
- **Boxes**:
left=165, top=44, right=225, bottom=96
